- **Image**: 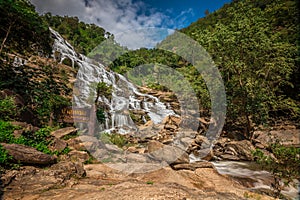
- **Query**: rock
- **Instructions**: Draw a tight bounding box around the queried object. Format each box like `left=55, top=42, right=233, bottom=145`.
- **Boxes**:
left=213, top=139, right=256, bottom=161
left=126, top=146, right=145, bottom=154
left=124, top=153, right=149, bottom=163
left=179, top=137, right=194, bottom=149
left=66, top=137, right=86, bottom=151
left=51, top=127, right=77, bottom=139
left=171, top=162, right=214, bottom=171
left=105, top=144, right=122, bottom=154
left=10, top=122, right=39, bottom=138
left=253, top=129, right=300, bottom=148
left=0, top=143, right=57, bottom=165
left=68, top=150, right=90, bottom=163
left=51, top=161, right=86, bottom=178
left=144, top=120, right=154, bottom=128
left=13, top=129, right=23, bottom=138
left=162, top=115, right=181, bottom=127
left=194, top=135, right=209, bottom=145
left=149, top=145, right=189, bottom=164
left=78, top=135, right=101, bottom=152
left=1, top=161, right=86, bottom=199
left=146, top=140, right=164, bottom=153
left=48, top=137, right=67, bottom=152
left=164, top=124, right=177, bottom=131
left=2, top=162, right=274, bottom=200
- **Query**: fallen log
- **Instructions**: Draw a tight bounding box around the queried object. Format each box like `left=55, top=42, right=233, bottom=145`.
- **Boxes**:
left=0, top=143, right=57, bottom=165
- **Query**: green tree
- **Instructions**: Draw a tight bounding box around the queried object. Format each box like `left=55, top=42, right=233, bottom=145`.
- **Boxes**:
left=0, top=0, right=51, bottom=55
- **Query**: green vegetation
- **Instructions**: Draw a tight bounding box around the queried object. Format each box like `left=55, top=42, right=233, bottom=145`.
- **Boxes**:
left=146, top=181, right=154, bottom=185
left=98, top=132, right=130, bottom=148
left=0, top=145, right=13, bottom=167
left=180, top=0, right=299, bottom=138
left=0, top=121, right=70, bottom=167
left=0, top=60, right=71, bottom=126
left=42, top=13, right=111, bottom=55
left=0, top=0, right=72, bottom=127
left=0, top=0, right=51, bottom=55
left=0, top=96, right=18, bottom=121
left=109, top=0, right=299, bottom=140
left=252, top=143, right=300, bottom=198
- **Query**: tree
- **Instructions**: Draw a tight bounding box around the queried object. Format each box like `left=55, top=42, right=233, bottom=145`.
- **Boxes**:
left=0, top=0, right=51, bottom=55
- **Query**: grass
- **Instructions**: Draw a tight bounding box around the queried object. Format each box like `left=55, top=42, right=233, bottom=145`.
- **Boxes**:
left=146, top=181, right=154, bottom=185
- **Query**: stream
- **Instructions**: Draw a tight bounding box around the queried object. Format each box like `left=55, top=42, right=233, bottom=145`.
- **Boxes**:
left=213, top=161, right=299, bottom=200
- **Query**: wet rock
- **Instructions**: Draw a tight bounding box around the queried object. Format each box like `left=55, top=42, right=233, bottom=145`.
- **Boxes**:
left=0, top=143, right=57, bottom=165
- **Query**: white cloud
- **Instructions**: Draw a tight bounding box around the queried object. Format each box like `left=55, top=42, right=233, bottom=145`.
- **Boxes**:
left=30, top=0, right=193, bottom=49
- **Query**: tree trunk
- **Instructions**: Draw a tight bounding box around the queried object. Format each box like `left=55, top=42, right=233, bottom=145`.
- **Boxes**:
left=0, top=22, right=13, bottom=55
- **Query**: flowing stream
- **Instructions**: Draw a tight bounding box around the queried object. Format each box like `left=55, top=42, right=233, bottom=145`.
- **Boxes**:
left=213, top=161, right=299, bottom=200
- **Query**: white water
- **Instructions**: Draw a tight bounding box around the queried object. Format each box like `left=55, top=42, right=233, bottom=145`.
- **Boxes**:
left=213, top=161, right=299, bottom=200
left=50, top=28, right=174, bottom=133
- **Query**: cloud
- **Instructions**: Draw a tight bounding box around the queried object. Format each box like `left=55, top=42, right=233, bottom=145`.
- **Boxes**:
left=30, top=0, right=192, bottom=49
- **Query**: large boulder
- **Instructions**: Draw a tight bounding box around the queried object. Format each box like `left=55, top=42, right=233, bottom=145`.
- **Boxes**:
left=149, top=144, right=189, bottom=164
left=0, top=143, right=57, bottom=165
left=50, top=127, right=77, bottom=139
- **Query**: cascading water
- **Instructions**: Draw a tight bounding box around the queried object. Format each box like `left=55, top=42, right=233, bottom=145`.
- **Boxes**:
left=50, top=28, right=175, bottom=134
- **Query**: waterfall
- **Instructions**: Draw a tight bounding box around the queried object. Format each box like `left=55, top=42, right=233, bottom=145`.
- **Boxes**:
left=50, top=28, right=175, bottom=134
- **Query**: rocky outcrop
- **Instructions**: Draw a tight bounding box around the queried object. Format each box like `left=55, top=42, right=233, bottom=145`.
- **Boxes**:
left=1, top=161, right=86, bottom=199
left=252, top=128, right=300, bottom=149
left=1, top=162, right=274, bottom=200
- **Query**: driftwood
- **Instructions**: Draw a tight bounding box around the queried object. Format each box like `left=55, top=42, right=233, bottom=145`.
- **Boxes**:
left=0, top=143, right=57, bottom=165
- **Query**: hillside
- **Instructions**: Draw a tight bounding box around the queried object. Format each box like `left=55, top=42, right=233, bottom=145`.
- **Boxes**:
left=107, top=0, right=300, bottom=138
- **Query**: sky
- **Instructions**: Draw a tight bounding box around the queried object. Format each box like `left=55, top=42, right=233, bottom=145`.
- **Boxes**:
left=30, top=0, right=231, bottom=49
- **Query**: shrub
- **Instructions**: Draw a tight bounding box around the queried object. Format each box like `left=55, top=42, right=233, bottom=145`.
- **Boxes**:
left=0, top=96, right=18, bottom=121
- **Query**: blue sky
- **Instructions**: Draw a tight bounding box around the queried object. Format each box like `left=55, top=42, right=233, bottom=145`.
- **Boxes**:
left=31, top=0, right=231, bottom=49
left=136, top=0, right=231, bottom=28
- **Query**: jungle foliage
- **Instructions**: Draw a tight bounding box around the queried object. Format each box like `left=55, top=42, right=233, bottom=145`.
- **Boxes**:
left=107, top=0, right=300, bottom=139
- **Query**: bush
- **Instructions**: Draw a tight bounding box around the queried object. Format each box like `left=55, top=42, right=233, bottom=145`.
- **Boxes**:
left=0, top=96, right=18, bottom=121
